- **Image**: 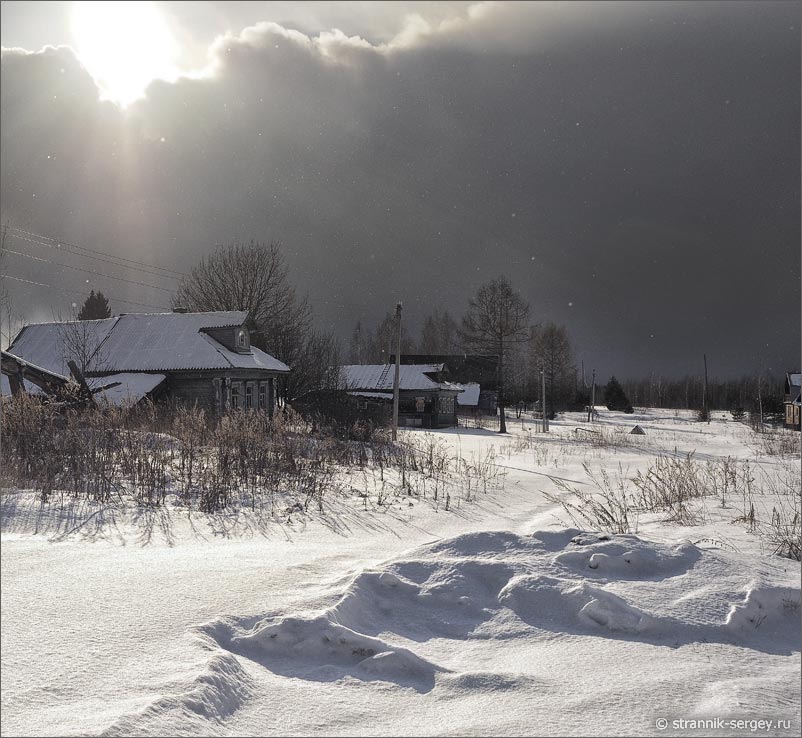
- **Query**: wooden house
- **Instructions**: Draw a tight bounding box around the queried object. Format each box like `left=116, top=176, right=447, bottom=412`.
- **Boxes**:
left=391, top=354, right=499, bottom=415
left=4, top=310, right=289, bottom=414
left=783, top=372, right=801, bottom=430
left=340, top=363, right=463, bottom=428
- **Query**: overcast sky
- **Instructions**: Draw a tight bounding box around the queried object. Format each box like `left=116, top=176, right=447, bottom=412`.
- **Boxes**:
left=1, top=1, right=799, bottom=379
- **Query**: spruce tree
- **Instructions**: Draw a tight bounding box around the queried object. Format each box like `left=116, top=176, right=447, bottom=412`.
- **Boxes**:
left=604, top=376, right=633, bottom=413
left=77, top=290, right=112, bottom=320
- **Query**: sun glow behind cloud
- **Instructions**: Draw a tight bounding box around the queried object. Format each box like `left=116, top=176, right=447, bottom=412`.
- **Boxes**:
left=70, top=1, right=179, bottom=106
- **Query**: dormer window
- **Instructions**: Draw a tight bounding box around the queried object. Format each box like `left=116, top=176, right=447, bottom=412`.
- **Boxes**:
left=236, top=328, right=250, bottom=351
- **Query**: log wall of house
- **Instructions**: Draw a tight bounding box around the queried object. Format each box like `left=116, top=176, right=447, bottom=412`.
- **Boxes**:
left=162, top=371, right=280, bottom=414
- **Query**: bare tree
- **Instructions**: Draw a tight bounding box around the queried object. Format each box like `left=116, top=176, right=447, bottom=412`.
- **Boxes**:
left=174, top=240, right=311, bottom=356
left=459, top=276, right=529, bottom=433
left=174, top=241, right=327, bottom=399
left=348, top=321, right=367, bottom=364
left=529, top=322, right=574, bottom=417
left=0, top=224, right=25, bottom=350
left=360, top=311, right=415, bottom=363
left=0, top=288, right=22, bottom=351
left=289, top=329, right=343, bottom=398
left=418, top=309, right=460, bottom=354
left=56, top=308, right=109, bottom=378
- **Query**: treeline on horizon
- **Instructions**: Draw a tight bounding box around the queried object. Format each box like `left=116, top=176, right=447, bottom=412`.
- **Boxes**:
left=347, top=309, right=787, bottom=416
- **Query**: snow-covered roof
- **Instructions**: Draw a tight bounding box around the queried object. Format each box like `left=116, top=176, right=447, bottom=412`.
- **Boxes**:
left=1, top=349, right=70, bottom=383
left=454, top=382, right=481, bottom=406
left=346, top=391, right=393, bottom=401
left=2, top=371, right=167, bottom=405
left=340, top=364, right=460, bottom=392
left=788, top=373, right=801, bottom=388
left=8, top=311, right=289, bottom=374
left=93, top=373, right=166, bottom=406
left=8, top=319, right=116, bottom=376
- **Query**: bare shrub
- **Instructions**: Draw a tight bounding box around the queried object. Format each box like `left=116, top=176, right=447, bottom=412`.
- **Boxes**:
left=759, top=460, right=801, bottom=561
left=545, top=463, right=636, bottom=534
left=753, top=429, right=801, bottom=459
left=631, top=454, right=708, bottom=525
left=1, top=392, right=507, bottom=519
left=767, top=504, right=801, bottom=561
left=461, top=447, right=505, bottom=500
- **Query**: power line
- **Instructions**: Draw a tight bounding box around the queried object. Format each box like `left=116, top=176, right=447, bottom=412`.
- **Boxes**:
left=8, top=226, right=189, bottom=278
left=2, top=273, right=170, bottom=310
left=4, top=247, right=175, bottom=293
left=8, top=232, right=182, bottom=283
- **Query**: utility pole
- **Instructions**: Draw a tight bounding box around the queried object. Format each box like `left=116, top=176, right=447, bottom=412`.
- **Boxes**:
left=703, top=353, right=709, bottom=423
left=392, top=302, right=402, bottom=441
left=541, top=367, right=548, bottom=432
left=757, top=371, right=764, bottom=433
left=588, top=368, right=596, bottom=422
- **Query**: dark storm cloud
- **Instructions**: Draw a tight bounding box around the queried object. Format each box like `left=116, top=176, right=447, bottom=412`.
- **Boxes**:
left=1, top=1, right=799, bottom=378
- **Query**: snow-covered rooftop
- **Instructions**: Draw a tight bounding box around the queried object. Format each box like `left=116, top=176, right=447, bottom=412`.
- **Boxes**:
left=340, top=364, right=460, bottom=392
left=94, top=373, right=166, bottom=406
left=8, top=311, right=289, bottom=374
left=346, top=391, right=393, bottom=400
left=454, top=382, right=481, bottom=406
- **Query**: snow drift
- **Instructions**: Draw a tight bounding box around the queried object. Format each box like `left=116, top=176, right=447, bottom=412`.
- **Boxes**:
left=107, top=527, right=796, bottom=735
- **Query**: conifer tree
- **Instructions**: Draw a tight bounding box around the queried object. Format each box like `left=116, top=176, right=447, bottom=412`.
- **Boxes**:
left=603, top=376, right=633, bottom=413
left=77, top=290, right=111, bottom=320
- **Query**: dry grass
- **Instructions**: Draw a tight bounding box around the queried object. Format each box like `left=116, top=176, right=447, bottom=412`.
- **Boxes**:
left=0, top=395, right=506, bottom=517
left=545, top=463, right=636, bottom=534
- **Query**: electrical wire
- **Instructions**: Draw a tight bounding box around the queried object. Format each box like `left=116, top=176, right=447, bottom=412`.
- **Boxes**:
left=2, top=273, right=170, bottom=310
left=7, top=232, right=182, bottom=282
left=4, top=247, right=175, bottom=293
left=7, top=225, right=188, bottom=278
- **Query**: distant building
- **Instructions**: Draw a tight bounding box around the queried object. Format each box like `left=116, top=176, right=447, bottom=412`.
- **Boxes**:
left=783, top=372, right=801, bottom=430
left=340, top=363, right=463, bottom=428
left=391, top=354, right=498, bottom=415
left=4, top=310, right=289, bottom=413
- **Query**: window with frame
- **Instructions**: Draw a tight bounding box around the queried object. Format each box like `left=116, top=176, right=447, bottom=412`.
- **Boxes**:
left=245, top=382, right=254, bottom=409
left=236, top=328, right=249, bottom=350
left=231, top=381, right=242, bottom=410
left=258, top=382, right=267, bottom=410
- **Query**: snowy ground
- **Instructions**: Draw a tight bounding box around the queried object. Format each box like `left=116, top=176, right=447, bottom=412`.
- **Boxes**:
left=1, top=409, right=800, bottom=737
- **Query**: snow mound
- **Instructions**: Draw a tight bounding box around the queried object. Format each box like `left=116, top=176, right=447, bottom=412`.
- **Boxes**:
left=327, top=556, right=516, bottom=641
left=553, top=535, right=700, bottom=580
left=498, top=575, right=657, bottom=634
left=422, top=530, right=543, bottom=557
left=725, top=585, right=802, bottom=638
left=164, top=528, right=798, bottom=732
left=227, top=615, right=443, bottom=691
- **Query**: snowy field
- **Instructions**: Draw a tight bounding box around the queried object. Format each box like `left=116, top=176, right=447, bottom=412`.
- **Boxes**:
left=1, top=409, right=800, bottom=737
